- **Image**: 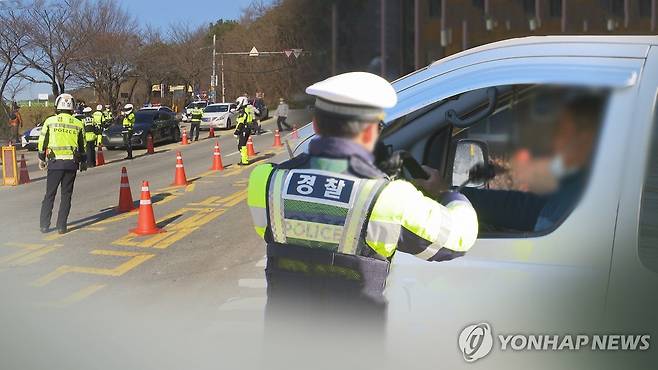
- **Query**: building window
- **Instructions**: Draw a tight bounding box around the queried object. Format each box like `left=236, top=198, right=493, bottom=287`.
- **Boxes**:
left=639, top=0, right=653, bottom=17
left=429, top=0, right=442, bottom=18
left=472, top=0, right=485, bottom=10
left=549, top=0, right=562, bottom=17
left=523, top=0, right=536, bottom=16
left=639, top=96, right=658, bottom=273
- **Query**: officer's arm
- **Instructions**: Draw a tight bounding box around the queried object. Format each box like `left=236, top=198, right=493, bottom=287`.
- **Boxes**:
left=37, top=121, right=49, bottom=161
left=247, top=163, right=275, bottom=239
left=78, top=126, right=87, bottom=162
left=366, top=180, right=478, bottom=262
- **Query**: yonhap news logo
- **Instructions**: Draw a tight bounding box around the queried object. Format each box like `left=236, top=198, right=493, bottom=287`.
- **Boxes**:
left=458, top=323, right=494, bottom=362
left=458, top=322, right=652, bottom=363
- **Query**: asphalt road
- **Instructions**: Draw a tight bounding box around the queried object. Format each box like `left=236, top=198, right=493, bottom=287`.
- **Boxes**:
left=0, top=110, right=316, bottom=370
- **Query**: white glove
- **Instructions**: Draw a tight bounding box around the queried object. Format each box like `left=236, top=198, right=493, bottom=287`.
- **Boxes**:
left=38, top=160, right=47, bottom=171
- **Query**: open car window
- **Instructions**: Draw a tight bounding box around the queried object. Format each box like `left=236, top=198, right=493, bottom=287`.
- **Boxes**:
left=450, top=85, right=609, bottom=237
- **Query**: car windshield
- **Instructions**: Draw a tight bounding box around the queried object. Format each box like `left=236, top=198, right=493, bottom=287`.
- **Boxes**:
left=205, top=105, right=228, bottom=113
left=189, top=103, right=206, bottom=109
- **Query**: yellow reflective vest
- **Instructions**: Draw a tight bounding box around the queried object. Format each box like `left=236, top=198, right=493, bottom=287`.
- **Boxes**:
left=38, top=113, right=86, bottom=161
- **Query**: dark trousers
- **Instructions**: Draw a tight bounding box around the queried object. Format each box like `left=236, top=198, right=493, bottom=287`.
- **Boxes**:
left=40, top=169, right=77, bottom=230
left=237, top=129, right=250, bottom=150
left=86, top=142, right=96, bottom=168
left=190, top=122, right=200, bottom=141
left=122, top=130, right=133, bottom=158
left=276, top=116, right=291, bottom=131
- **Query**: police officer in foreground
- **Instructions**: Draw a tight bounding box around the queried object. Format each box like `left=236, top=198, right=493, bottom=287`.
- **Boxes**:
left=38, top=93, right=87, bottom=235
left=122, top=103, right=135, bottom=159
left=234, top=100, right=251, bottom=166
left=189, top=104, right=203, bottom=142
left=247, top=72, right=479, bottom=326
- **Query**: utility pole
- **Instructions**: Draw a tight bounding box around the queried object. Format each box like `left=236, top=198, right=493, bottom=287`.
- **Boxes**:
left=221, top=54, right=225, bottom=103
left=211, top=34, right=217, bottom=103
left=380, top=0, right=386, bottom=78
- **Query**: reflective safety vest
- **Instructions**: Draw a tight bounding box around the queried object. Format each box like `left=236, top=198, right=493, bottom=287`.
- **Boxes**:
left=190, top=107, right=203, bottom=122
left=235, top=111, right=248, bottom=131
left=245, top=106, right=255, bottom=123
left=104, top=110, right=113, bottom=122
left=123, top=112, right=135, bottom=129
left=248, top=154, right=478, bottom=292
left=84, top=116, right=97, bottom=142
left=38, top=113, right=85, bottom=161
left=92, top=111, right=104, bottom=125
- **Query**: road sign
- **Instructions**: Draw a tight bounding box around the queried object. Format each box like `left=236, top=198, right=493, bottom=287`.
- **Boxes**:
left=249, top=47, right=259, bottom=57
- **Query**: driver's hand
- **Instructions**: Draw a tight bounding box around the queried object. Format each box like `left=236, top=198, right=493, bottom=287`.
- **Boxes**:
left=414, top=165, right=448, bottom=199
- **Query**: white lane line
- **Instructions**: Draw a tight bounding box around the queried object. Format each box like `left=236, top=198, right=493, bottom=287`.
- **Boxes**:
left=238, top=278, right=267, bottom=289
left=218, top=297, right=267, bottom=311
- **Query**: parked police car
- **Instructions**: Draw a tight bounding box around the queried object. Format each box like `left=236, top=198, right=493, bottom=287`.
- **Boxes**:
left=21, top=124, right=42, bottom=151
left=292, top=36, right=658, bottom=368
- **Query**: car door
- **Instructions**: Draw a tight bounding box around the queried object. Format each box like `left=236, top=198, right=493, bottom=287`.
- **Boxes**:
left=369, top=56, right=643, bottom=362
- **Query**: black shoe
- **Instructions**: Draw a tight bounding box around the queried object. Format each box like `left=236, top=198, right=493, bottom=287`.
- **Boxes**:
left=125, top=156, right=133, bottom=160
left=40, top=227, right=50, bottom=234
left=57, top=227, right=67, bottom=235
left=237, top=162, right=248, bottom=166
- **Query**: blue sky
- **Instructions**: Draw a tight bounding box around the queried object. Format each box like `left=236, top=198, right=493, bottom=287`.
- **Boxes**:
left=18, top=0, right=257, bottom=100
left=116, top=0, right=255, bottom=29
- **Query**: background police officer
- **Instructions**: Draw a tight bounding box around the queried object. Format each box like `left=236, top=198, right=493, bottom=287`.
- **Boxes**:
left=189, top=105, right=203, bottom=142
left=247, top=72, right=478, bottom=326
left=234, top=100, right=251, bottom=166
left=82, top=106, right=98, bottom=167
left=122, top=103, right=135, bottom=159
left=93, top=104, right=105, bottom=148
left=38, top=93, right=87, bottom=235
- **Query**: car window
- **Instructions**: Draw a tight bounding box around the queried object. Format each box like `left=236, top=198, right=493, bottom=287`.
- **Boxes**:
left=205, top=105, right=229, bottom=113
left=639, top=96, right=658, bottom=273
left=451, top=85, right=609, bottom=237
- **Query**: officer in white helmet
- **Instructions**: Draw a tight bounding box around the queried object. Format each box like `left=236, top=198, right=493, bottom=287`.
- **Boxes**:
left=122, top=103, right=135, bottom=159
left=247, top=72, right=479, bottom=329
left=38, top=93, right=87, bottom=234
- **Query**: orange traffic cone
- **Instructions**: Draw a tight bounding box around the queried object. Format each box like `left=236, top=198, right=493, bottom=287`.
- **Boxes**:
left=117, top=167, right=136, bottom=213
left=18, top=155, right=30, bottom=184
left=96, top=144, right=106, bottom=166
left=208, top=126, right=215, bottom=138
left=171, top=151, right=189, bottom=186
left=273, top=130, right=283, bottom=148
left=181, top=128, right=189, bottom=145
left=210, top=141, right=224, bottom=171
left=131, top=181, right=163, bottom=235
left=146, top=134, right=155, bottom=154
left=247, top=137, right=256, bottom=157
left=291, top=125, right=299, bottom=139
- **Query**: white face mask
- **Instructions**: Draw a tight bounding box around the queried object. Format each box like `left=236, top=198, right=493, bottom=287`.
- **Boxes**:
left=550, top=154, right=578, bottom=180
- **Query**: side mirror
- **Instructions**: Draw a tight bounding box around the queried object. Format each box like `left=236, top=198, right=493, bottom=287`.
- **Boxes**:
left=451, top=139, right=489, bottom=188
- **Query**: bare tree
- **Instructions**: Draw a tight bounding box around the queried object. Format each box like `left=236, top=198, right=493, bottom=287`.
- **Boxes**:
left=169, top=24, right=211, bottom=99
left=73, top=0, right=138, bottom=108
left=0, top=6, right=30, bottom=117
left=19, top=0, right=90, bottom=97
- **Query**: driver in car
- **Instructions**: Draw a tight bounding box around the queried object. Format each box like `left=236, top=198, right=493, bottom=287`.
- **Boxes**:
left=463, top=96, right=603, bottom=232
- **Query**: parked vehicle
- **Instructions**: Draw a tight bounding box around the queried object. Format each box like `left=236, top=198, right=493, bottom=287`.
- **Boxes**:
left=102, top=106, right=180, bottom=149
left=201, top=103, right=237, bottom=130
left=21, top=124, right=42, bottom=151
left=292, top=36, right=658, bottom=366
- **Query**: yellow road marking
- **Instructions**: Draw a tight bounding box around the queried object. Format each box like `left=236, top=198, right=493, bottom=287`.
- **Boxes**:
left=185, top=183, right=196, bottom=192
left=0, top=243, right=61, bottom=267
left=46, top=284, right=107, bottom=308
left=31, top=250, right=154, bottom=287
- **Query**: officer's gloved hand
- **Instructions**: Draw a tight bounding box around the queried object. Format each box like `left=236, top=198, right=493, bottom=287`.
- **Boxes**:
left=38, top=160, right=47, bottom=171
left=414, top=165, right=448, bottom=199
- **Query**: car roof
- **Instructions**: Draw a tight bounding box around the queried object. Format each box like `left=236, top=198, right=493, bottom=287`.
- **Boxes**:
left=207, top=103, right=230, bottom=106
left=138, top=106, right=172, bottom=112
left=393, top=35, right=658, bottom=92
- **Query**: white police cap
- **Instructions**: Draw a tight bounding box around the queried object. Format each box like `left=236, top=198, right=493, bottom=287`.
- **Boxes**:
left=306, top=72, right=397, bottom=120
